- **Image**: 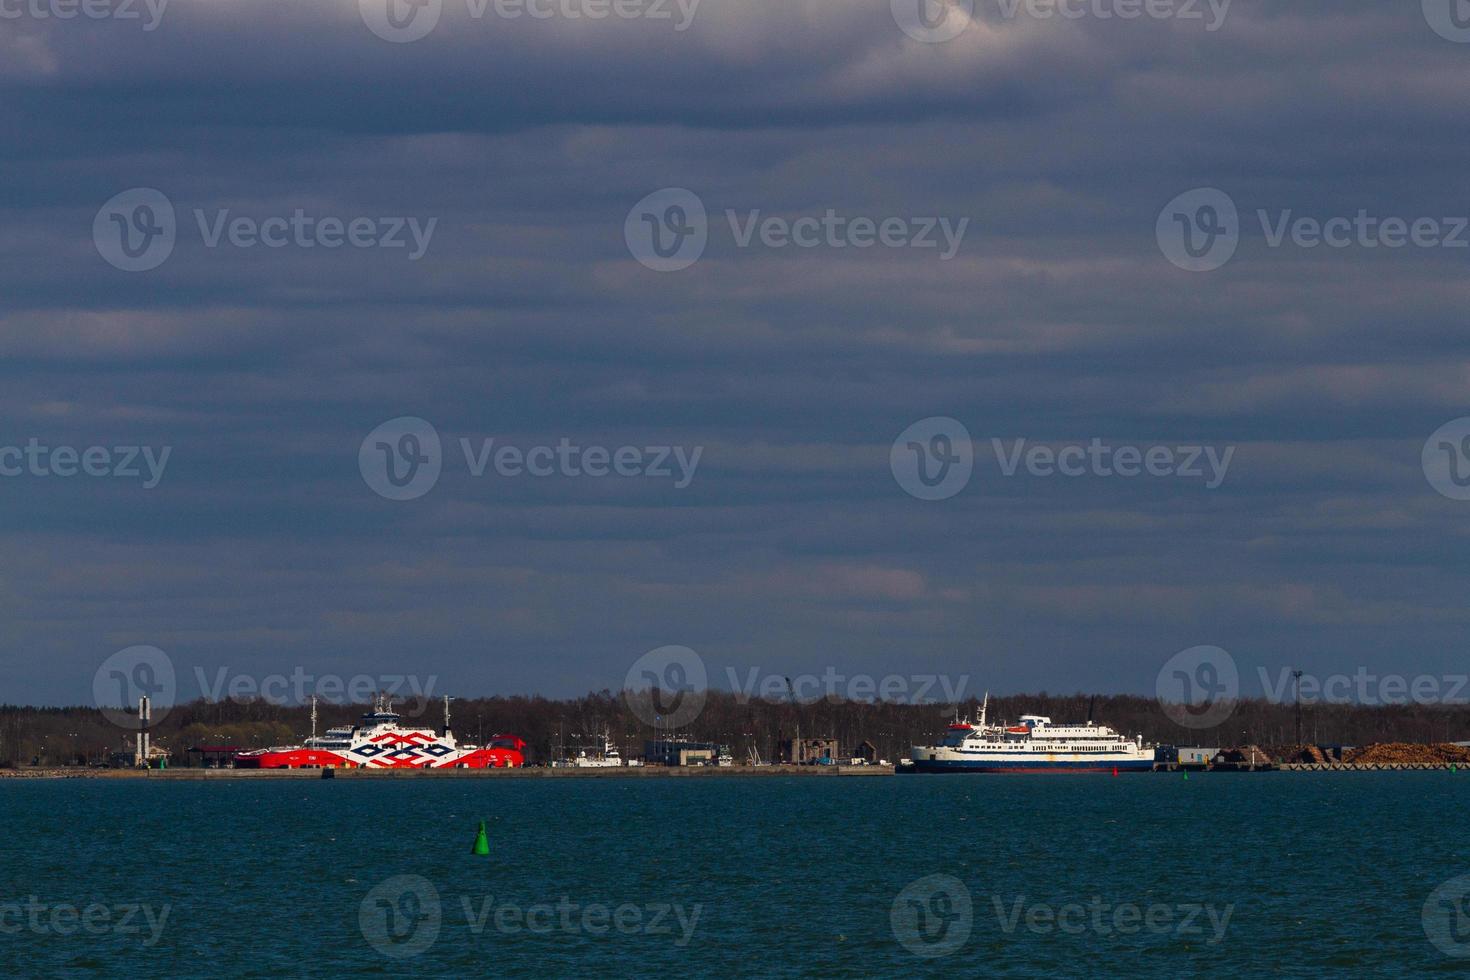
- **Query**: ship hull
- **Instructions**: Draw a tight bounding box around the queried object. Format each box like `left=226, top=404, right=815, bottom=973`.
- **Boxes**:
left=907, top=704, right=1154, bottom=774
left=903, top=757, right=1154, bottom=773
left=234, top=746, right=523, bottom=769
left=232, top=700, right=528, bottom=770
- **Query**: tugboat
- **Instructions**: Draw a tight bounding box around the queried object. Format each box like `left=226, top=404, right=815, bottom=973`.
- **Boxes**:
left=904, top=694, right=1154, bottom=773
left=233, top=695, right=526, bottom=769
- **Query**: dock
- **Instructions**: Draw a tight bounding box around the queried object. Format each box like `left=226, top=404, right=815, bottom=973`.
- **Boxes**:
left=1277, top=762, right=1462, bottom=772
left=2, top=764, right=894, bottom=780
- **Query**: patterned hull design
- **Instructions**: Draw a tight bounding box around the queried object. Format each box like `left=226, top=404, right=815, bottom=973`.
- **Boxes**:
left=233, top=702, right=525, bottom=769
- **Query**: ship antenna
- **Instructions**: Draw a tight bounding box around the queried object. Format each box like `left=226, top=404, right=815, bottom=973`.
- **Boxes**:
left=310, top=695, right=318, bottom=742
left=443, top=695, right=454, bottom=735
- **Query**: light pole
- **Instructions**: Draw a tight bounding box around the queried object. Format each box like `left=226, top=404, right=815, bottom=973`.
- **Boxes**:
left=1292, top=669, right=1303, bottom=746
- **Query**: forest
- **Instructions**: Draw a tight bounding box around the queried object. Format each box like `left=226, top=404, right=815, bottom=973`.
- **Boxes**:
left=3, top=690, right=1469, bottom=767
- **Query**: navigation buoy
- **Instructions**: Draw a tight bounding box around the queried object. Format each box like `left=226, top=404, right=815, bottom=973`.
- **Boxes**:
left=1183, top=772, right=1189, bottom=781
left=1112, top=767, right=1118, bottom=777
left=472, top=820, right=490, bottom=856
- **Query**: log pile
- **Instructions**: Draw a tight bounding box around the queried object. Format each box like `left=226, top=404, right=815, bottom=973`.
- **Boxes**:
left=1265, top=743, right=1330, bottom=764
left=1342, top=743, right=1470, bottom=765
left=1215, top=744, right=1270, bottom=766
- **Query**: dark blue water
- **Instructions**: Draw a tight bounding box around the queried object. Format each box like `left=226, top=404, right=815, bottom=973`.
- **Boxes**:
left=3, top=773, right=1469, bottom=977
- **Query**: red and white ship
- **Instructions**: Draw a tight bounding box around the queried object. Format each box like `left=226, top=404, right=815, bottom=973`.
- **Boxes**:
left=233, top=696, right=526, bottom=770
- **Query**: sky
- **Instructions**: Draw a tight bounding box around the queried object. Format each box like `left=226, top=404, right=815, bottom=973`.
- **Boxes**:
left=1, top=0, right=1469, bottom=708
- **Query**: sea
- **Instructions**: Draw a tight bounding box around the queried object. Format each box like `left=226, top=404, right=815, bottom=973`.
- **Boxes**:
left=2, top=772, right=1468, bottom=977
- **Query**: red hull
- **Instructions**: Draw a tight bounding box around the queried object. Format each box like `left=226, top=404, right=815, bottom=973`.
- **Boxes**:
left=233, top=746, right=524, bottom=769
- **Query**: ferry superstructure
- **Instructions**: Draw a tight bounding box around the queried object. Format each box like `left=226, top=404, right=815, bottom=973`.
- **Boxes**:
left=233, top=696, right=525, bottom=770
left=905, top=695, right=1154, bottom=773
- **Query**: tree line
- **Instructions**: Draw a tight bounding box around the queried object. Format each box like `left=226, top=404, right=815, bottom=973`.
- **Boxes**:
left=3, top=691, right=1468, bottom=766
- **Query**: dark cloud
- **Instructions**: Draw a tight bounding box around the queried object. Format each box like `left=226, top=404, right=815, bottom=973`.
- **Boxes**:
left=1, top=0, right=1468, bottom=706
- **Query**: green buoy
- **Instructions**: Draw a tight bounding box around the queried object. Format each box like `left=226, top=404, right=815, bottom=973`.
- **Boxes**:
left=471, top=820, right=490, bottom=856
left=1183, top=772, right=1189, bottom=781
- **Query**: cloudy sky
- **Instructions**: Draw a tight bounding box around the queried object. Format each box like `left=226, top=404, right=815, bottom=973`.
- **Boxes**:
left=1, top=0, right=1468, bottom=707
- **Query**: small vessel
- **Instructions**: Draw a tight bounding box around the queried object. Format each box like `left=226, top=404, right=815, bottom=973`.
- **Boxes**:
left=233, top=695, right=526, bottom=770
left=572, top=731, right=628, bottom=768
left=905, top=694, right=1154, bottom=773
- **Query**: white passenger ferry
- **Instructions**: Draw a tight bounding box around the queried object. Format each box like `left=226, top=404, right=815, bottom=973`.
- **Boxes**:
left=905, top=695, right=1154, bottom=773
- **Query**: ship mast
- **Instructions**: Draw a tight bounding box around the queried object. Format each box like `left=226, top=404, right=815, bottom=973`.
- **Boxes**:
left=310, top=695, right=318, bottom=742
left=979, top=692, right=988, bottom=728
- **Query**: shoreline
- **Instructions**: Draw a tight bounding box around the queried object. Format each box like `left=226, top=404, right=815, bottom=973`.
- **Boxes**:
left=5, top=762, right=1467, bottom=779
left=0, top=764, right=894, bottom=779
